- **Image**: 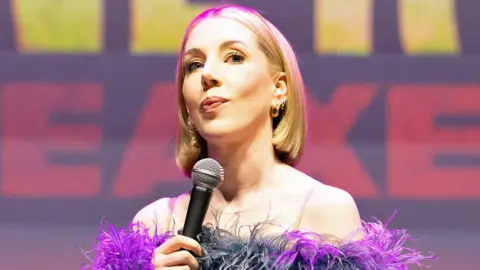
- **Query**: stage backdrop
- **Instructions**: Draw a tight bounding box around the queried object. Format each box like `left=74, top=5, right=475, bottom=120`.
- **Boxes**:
left=0, top=1, right=479, bottom=269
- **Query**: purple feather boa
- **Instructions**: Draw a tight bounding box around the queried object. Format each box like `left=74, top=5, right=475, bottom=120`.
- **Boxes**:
left=82, top=215, right=435, bottom=269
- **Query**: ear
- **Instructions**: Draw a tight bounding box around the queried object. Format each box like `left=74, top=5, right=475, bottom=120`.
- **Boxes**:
left=272, top=72, right=287, bottom=106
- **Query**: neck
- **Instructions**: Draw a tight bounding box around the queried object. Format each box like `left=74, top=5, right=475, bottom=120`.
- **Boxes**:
left=207, top=126, right=278, bottom=203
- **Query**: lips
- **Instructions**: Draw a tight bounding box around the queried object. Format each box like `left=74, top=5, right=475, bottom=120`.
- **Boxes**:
left=200, top=96, right=229, bottom=113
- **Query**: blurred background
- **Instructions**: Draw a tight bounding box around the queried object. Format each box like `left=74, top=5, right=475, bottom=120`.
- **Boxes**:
left=0, top=0, right=479, bottom=269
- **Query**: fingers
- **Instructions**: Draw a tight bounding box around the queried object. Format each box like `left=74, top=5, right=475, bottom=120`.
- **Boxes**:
left=156, top=235, right=203, bottom=256
left=152, top=236, right=202, bottom=269
left=154, top=250, right=199, bottom=269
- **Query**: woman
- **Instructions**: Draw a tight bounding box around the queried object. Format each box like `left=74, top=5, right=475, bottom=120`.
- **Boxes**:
left=88, top=4, right=434, bottom=270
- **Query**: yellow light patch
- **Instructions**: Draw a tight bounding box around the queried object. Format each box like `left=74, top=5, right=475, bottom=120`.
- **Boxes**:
left=314, top=0, right=372, bottom=55
left=130, top=0, right=213, bottom=54
left=13, top=0, right=102, bottom=53
left=399, top=0, right=459, bottom=54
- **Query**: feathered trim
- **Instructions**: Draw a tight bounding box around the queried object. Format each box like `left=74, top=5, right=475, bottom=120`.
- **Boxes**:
left=82, top=216, right=436, bottom=270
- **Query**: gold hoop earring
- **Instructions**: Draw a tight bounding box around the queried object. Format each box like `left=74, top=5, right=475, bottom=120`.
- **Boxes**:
left=270, top=102, right=285, bottom=118
left=187, top=116, right=198, bottom=147
left=271, top=105, right=280, bottom=118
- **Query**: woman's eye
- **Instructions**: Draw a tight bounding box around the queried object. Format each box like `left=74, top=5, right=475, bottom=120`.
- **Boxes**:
left=226, top=53, right=245, bottom=63
left=186, top=61, right=203, bottom=72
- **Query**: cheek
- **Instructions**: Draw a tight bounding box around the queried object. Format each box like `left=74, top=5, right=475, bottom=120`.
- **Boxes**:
left=182, top=77, right=201, bottom=110
left=234, top=69, right=273, bottom=108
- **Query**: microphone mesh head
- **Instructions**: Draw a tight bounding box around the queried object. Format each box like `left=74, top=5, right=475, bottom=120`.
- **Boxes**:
left=191, top=158, right=224, bottom=189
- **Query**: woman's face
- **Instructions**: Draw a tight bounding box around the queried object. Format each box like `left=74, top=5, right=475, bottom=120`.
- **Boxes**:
left=181, top=17, right=284, bottom=143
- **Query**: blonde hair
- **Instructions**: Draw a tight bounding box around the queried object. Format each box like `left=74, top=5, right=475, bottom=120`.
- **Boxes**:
left=175, top=4, right=307, bottom=174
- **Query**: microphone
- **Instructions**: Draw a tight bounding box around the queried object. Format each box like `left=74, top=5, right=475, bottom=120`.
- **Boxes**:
left=182, top=158, right=224, bottom=239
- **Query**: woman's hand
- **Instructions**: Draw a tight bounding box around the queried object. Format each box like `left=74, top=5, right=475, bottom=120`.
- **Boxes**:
left=152, top=235, right=203, bottom=269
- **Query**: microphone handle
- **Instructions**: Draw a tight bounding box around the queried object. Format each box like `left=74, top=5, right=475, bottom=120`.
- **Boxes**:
left=182, top=185, right=213, bottom=239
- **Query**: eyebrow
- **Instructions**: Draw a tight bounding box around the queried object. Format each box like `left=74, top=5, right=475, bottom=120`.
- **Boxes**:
left=183, top=40, right=248, bottom=57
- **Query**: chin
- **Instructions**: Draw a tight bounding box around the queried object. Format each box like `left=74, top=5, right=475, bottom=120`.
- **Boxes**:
left=199, top=120, right=243, bottom=142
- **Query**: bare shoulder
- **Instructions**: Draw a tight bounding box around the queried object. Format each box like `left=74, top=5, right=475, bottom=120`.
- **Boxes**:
left=131, top=197, right=173, bottom=233
left=285, top=167, right=356, bottom=204
left=288, top=168, right=362, bottom=240
left=132, top=193, right=189, bottom=233
left=310, top=180, right=358, bottom=208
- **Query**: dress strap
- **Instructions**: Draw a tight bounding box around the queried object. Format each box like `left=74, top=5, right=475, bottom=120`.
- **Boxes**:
left=292, top=187, right=315, bottom=230
left=166, top=197, right=176, bottom=232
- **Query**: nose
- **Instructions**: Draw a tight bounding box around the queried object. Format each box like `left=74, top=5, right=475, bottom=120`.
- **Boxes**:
left=201, top=67, right=222, bottom=91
